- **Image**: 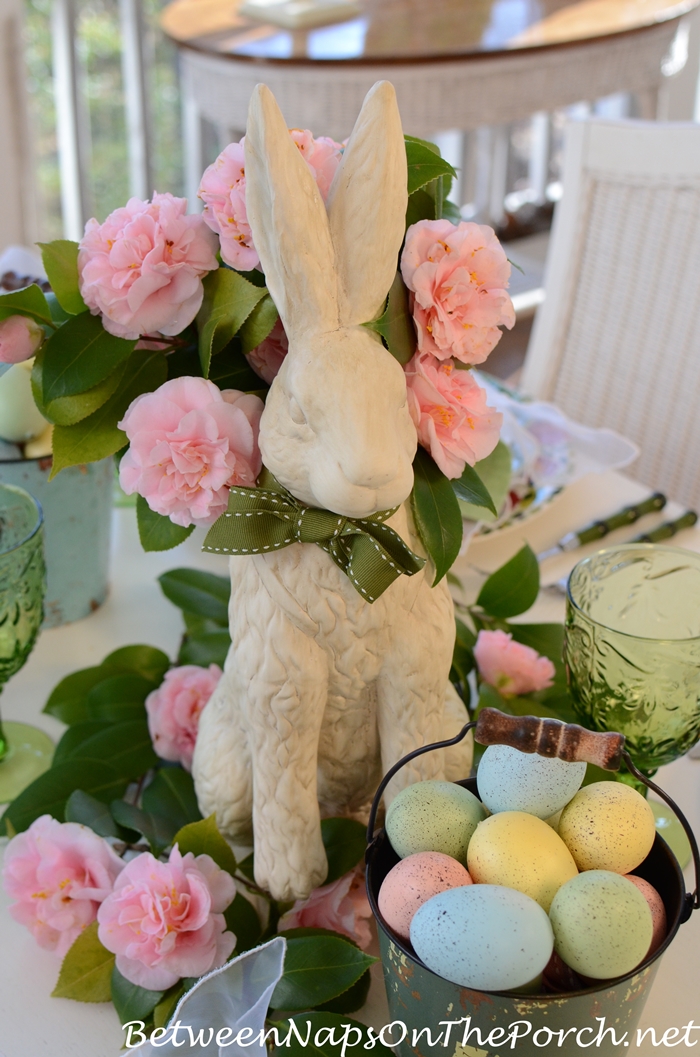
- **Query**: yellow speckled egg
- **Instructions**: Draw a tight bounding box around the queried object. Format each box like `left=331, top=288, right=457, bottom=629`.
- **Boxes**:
left=549, top=871, right=653, bottom=979
left=386, top=781, right=486, bottom=864
left=467, top=811, right=578, bottom=911
left=378, top=852, right=472, bottom=941
left=558, top=782, right=656, bottom=874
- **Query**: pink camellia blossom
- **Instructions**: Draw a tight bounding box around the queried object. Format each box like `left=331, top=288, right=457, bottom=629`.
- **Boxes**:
left=78, top=192, right=219, bottom=340
left=146, top=663, right=222, bottom=771
left=278, top=866, right=373, bottom=950
left=199, top=131, right=343, bottom=270
left=474, top=629, right=556, bottom=696
left=246, top=317, right=289, bottom=384
left=401, top=219, right=515, bottom=364
left=2, top=815, right=124, bottom=958
left=0, top=315, right=44, bottom=364
left=404, top=352, right=502, bottom=479
left=118, top=376, right=264, bottom=527
left=97, top=845, right=236, bottom=990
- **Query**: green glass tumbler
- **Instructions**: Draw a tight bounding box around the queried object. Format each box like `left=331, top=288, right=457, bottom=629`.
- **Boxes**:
left=564, top=544, right=700, bottom=772
left=0, top=483, right=53, bottom=802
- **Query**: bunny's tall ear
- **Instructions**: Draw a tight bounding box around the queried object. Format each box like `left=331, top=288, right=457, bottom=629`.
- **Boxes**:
left=244, top=84, right=339, bottom=339
left=326, top=81, right=408, bottom=327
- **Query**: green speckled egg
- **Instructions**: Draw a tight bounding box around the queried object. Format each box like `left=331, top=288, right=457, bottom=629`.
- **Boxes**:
left=385, top=781, right=486, bottom=863
left=549, top=871, right=653, bottom=979
left=558, top=782, right=656, bottom=873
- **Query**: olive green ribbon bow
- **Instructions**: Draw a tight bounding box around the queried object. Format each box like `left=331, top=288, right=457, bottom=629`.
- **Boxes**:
left=202, top=472, right=425, bottom=603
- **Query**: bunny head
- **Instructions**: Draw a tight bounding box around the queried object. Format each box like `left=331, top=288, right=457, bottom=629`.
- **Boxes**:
left=244, top=81, right=417, bottom=518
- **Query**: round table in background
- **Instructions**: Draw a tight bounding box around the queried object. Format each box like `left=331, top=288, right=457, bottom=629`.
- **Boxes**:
left=161, top=0, right=698, bottom=199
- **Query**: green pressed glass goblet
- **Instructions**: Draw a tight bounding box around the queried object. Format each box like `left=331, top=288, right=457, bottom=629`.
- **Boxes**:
left=564, top=544, right=700, bottom=774
left=0, top=483, right=53, bottom=803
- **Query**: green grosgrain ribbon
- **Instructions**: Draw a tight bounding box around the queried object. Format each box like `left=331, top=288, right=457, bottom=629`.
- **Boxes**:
left=202, top=471, right=425, bottom=603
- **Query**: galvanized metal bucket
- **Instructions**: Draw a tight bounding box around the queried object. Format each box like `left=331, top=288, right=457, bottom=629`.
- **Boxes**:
left=0, top=456, right=113, bottom=627
left=366, top=710, right=700, bottom=1057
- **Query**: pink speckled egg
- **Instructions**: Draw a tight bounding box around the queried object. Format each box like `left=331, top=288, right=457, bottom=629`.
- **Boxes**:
left=378, top=851, right=472, bottom=941
left=625, top=875, right=667, bottom=955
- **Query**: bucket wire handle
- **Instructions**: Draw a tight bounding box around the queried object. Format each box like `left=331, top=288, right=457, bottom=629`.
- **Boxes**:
left=366, top=708, right=699, bottom=916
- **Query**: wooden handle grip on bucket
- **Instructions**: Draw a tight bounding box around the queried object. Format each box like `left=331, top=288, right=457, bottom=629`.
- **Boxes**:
left=475, top=708, right=625, bottom=770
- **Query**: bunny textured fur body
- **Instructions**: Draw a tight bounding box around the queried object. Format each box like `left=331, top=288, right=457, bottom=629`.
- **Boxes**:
left=192, top=81, right=472, bottom=901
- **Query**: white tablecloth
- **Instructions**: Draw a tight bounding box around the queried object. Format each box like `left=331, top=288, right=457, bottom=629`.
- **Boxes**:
left=1, top=471, right=698, bottom=1057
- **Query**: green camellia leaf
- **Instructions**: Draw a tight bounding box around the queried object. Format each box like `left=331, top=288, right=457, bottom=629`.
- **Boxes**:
left=405, top=137, right=457, bottom=195
left=86, top=672, right=156, bottom=723
left=43, top=363, right=128, bottom=427
left=271, top=935, right=376, bottom=1012
left=456, top=440, right=511, bottom=522
left=64, top=789, right=120, bottom=837
left=0, top=283, right=54, bottom=326
left=405, top=186, right=438, bottom=227
left=197, top=269, right=267, bottom=376
left=153, top=984, right=185, bottom=1029
left=225, top=892, right=263, bottom=954
left=1, top=760, right=127, bottom=834
left=52, top=922, right=115, bottom=1002
left=362, top=271, right=415, bottom=366
left=450, top=616, right=476, bottom=693
left=43, top=648, right=168, bottom=726
left=42, top=311, right=136, bottom=403
left=70, top=720, right=158, bottom=780
left=173, top=814, right=237, bottom=876
left=508, top=622, right=564, bottom=667
left=102, top=644, right=170, bottom=683
left=158, top=567, right=230, bottom=624
left=320, top=818, right=366, bottom=885
left=52, top=721, right=113, bottom=767
left=110, top=800, right=173, bottom=855
left=272, top=1012, right=395, bottom=1057
left=239, top=293, right=279, bottom=355
left=178, top=629, right=231, bottom=668
left=451, top=461, right=497, bottom=516
left=111, top=966, right=163, bottom=1026
left=50, top=350, right=167, bottom=477
left=475, top=543, right=539, bottom=618
left=37, top=240, right=87, bottom=315
left=411, top=447, right=463, bottom=586
left=209, top=347, right=268, bottom=393
left=137, top=494, right=195, bottom=552
left=316, top=970, right=371, bottom=1014
left=141, top=767, right=203, bottom=832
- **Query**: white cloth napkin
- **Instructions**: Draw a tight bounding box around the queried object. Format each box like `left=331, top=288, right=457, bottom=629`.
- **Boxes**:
left=125, top=936, right=287, bottom=1057
left=477, top=373, right=640, bottom=491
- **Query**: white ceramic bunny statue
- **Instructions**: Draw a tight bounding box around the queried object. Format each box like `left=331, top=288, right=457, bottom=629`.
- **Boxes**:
left=192, top=80, right=472, bottom=901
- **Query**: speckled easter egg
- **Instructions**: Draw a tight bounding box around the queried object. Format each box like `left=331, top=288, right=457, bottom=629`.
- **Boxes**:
left=410, top=884, right=554, bottom=991
left=549, top=871, right=653, bottom=979
left=558, top=782, right=656, bottom=874
left=467, top=810, right=578, bottom=911
left=477, top=745, right=586, bottom=819
left=625, top=874, right=667, bottom=956
left=385, top=781, right=486, bottom=864
left=378, top=852, right=472, bottom=941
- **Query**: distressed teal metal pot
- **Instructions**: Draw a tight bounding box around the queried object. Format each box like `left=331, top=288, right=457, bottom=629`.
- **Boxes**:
left=0, top=456, right=112, bottom=627
left=366, top=715, right=699, bottom=1057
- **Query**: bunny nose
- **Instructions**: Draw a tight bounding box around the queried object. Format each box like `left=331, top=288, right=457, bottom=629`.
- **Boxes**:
left=340, top=455, right=398, bottom=489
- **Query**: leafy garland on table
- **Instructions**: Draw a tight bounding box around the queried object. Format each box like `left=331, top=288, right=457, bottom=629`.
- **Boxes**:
left=0, top=136, right=498, bottom=585
left=1, top=555, right=609, bottom=1044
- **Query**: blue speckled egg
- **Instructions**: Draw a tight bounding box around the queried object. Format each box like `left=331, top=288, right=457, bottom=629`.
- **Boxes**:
left=477, top=744, right=586, bottom=819
left=410, top=884, right=554, bottom=991
left=386, top=780, right=485, bottom=864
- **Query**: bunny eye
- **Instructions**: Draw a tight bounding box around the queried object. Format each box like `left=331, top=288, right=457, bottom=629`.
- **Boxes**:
left=289, top=397, right=307, bottom=426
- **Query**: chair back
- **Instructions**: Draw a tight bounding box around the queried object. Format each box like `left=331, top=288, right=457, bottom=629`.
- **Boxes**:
left=521, top=119, right=700, bottom=509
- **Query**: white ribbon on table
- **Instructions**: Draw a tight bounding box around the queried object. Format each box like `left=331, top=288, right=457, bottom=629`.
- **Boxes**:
left=124, top=936, right=286, bottom=1057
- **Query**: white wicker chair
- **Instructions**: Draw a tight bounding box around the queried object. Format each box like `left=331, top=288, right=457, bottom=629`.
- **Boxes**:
left=521, top=119, right=700, bottom=509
